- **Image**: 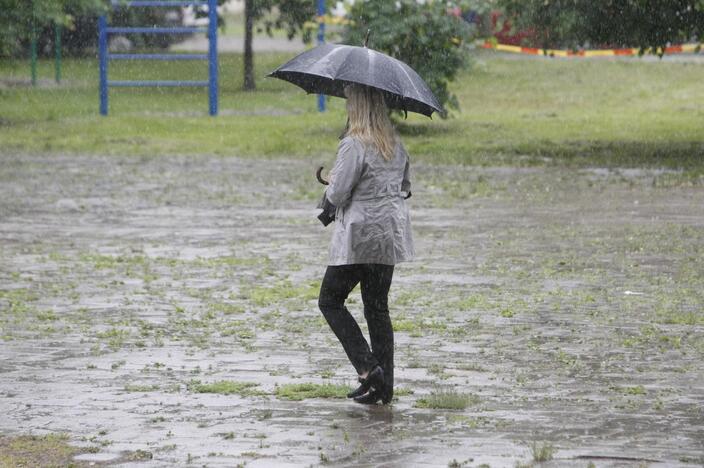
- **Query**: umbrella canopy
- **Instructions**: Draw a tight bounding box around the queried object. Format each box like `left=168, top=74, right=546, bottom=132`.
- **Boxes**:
left=268, top=43, right=443, bottom=118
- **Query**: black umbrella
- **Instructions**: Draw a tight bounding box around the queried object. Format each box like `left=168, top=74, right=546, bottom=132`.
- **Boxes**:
left=268, top=42, right=443, bottom=118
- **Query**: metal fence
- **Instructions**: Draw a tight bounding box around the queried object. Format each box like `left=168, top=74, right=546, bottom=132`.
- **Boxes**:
left=98, top=0, right=218, bottom=116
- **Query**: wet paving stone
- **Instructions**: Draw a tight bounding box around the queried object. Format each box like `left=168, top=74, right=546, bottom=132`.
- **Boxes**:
left=0, top=153, right=703, bottom=466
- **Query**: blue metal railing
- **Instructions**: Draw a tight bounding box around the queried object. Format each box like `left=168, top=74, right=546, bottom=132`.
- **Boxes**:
left=317, top=0, right=325, bottom=112
left=106, top=26, right=206, bottom=34
left=99, top=0, right=218, bottom=116
left=115, top=1, right=209, bottom=6
left=109, top=53, right=207, bottom=60
left=109, top=80, right=209, bottom=86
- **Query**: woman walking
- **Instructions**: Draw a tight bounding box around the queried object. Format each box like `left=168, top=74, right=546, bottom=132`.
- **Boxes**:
left=318, top=84, right=414, bottom=405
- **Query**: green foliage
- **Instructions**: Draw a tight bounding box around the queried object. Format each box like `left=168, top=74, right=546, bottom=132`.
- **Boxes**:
left=0, top=0, right=103, bottom=56
left=242, top=0, right=329, bottom=89
left=342, top=0, right=476, bottom=115
left=501, top=0, right=704, bottom=53
left=499, top=0, right=580, bottom=49
left=249, top=0, right=331, bottom=44
left=0, top=0, right=224, bottom=57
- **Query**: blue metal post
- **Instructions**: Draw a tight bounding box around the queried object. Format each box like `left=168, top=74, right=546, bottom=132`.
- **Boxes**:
left=317, top=0, right=325, bottom=112
left=208, top=0, right=218, bottom=116
left=31, top=1, right=37, bottom=87
left=99, top=15, right=108, bottom=115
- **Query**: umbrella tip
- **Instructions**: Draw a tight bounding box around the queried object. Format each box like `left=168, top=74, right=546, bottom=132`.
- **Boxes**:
left=364, top=29, right=371, bottom=48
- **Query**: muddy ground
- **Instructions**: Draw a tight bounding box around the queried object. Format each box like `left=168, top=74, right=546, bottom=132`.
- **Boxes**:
left=0, top=153, right=702, bottom=467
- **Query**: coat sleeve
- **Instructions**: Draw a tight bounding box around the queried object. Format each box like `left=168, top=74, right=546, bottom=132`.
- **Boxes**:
left=325, top=137, right=364, bottom=208
left=401, top=157, right=411, bottom=194
left=401, top=145, right=411, bottom=194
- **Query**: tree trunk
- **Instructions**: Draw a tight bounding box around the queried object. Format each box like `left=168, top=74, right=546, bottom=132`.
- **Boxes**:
left=243, top=0, right=255, bottom=90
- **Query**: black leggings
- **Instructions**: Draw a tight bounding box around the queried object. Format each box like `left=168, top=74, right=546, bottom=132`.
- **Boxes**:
left=318, top=264, right=395, bottom=391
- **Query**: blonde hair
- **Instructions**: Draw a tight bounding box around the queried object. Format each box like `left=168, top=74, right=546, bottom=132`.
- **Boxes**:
left=344, top=84, right=397, bottom=161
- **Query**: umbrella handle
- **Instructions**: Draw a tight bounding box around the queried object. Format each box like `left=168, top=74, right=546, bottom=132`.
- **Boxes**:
left=316, top=166, right=329, bottom=185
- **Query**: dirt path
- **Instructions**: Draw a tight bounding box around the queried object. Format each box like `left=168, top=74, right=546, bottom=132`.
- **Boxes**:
left=0, top=154, right=702, bottom=467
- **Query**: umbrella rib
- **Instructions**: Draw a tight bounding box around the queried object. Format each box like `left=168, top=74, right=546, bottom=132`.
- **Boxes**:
left=394, top=64, right=423, bottom=103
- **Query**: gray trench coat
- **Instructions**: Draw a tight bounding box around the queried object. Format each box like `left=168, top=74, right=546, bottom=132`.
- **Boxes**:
left=323, top=136, right=414, bottom=266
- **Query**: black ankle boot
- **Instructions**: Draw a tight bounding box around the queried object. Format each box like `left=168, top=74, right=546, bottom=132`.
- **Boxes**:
left=346, top=365, right=384, bottom=399
left=353, top=387, right=393, bottom=405
left=353, top=389, right=383, bottom=405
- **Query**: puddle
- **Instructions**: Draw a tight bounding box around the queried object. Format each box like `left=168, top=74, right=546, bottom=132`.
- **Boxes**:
left=73, top=452, right=122, bottom=462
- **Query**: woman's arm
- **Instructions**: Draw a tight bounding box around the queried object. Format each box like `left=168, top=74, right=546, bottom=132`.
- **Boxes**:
left=325, top=137, right=364, bottom=207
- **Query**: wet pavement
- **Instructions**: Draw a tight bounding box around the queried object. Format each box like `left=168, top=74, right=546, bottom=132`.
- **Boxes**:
left=0, top=153, right=703, bottom=467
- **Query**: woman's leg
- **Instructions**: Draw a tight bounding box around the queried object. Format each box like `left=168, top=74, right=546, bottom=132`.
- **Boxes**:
left=360, top=264, right=395, bottom=398
left=318, top=265, right=378, bottom=375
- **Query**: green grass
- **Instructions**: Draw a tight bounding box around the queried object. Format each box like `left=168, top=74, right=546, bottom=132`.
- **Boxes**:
left=124, top=384, right=160, bottom=392
left=530, top=441, right=556, bottom=462
left=1, top=51, right=703, bottom=171
left=187, top=379, right=263, bottom=396
left=0, top=434, right=84, bottom=468
left=414, top=389, right=480, bottom=409
left=610, top=385, right=647, bottom=396
left=244, top=280, right=320, bottom=307
left=274, top=382, right=350, bottom=400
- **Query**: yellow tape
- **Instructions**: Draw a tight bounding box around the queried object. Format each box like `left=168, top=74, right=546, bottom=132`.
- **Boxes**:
left=494, top=44, right=522, bottom=54
left=681, top=44, right=700, bottom=53
left=484, top=41, right=703, bottom=57
left=583, top=50, right=617, bottom=57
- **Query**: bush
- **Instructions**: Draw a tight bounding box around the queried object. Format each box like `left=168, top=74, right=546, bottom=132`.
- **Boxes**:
left=342, top=0, right=477, bottom=117
left=0, top=0, right=220, bottom=58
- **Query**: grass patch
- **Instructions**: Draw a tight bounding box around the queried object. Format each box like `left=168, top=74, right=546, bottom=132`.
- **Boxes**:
left=499, top=307, right=515, bottom=318
left=414, top=389, right=480, bottom=410
left=394, top=387, right=414, bottom=397
left=244, top=280, right=320, bottom=308
left=1, top=52, right=703, bottom=173
left=393, top=314, right=449, bottom=336
left=274, top=383, right=350, bottom=401
left=187, top=380, right=263, bottom=396
left=95, top=327, right=130, bottom=351
left=0, top=433, right=85, bottom=468
left=208, top=302, right=246, bottom=315
left=610, top=385, right=647, bottom=396
left=124, top=384, right=160, bottom=392
left=530, top=441, right=556, bottom=462
left=454, top=294, right=491, bottom=311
